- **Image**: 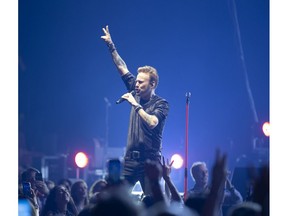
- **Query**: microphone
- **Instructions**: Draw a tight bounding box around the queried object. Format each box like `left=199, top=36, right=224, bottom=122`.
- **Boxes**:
left=116, top=90, right=135, bottom=104
left=186, top=92, right=191, bottom=104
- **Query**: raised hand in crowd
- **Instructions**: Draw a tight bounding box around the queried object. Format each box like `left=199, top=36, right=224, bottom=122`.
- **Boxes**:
left=144, top=159, right=165, bottom=205
left=202, top=149, right=227, bottom=216
left=161, top=156, right=183, bottom=203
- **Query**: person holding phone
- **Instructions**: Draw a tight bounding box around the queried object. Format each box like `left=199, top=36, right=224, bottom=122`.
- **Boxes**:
left=101, top=26, right=169, bottom=195
left=20, top=167, right=50, bottom=213
left=19, top=181, right=40, bottom=216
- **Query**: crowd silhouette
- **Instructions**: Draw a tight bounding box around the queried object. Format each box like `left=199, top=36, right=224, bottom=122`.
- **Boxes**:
left=19, top=150, right=269, bottom=216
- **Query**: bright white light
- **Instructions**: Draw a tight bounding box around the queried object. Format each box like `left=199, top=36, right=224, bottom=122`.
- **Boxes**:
left=75, top=152, right=89, bottom=168
left=171, top=154, right=183, bottom=169
left=262, top=122, right=270, bottom=137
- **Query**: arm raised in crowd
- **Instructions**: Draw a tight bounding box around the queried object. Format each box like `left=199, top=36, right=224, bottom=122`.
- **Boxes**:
left=202, top=150, right=227, bottom=216
left=161, top=157, right=183, bottom=203
left=144, top=159, right=166, bottom=205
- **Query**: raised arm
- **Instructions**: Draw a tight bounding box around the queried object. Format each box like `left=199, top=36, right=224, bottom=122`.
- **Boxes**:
left=202, top=150, right=227, bottom=216
left=161, top=157, right=183, bottom=203
left=101, top=25, right=129, bottom=76
left=144, top=159, right=166, bottom=205
left=224, top=178, right=243, bottom=204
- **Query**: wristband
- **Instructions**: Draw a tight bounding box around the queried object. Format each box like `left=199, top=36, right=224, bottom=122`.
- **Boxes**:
left=107, top=42, right=116, bottom=53
left=134, top=105, right=143, bottom=113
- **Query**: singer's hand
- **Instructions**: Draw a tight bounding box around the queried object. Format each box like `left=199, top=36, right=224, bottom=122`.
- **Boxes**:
left=121, top=92, right=137, bottom=106
left=101, top=25, right=113, bottom=44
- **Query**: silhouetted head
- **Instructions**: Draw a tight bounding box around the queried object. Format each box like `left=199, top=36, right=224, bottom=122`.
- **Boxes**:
left=227, top=202, right=262, bottom=216
left=190, top=162, right=209, bottom=187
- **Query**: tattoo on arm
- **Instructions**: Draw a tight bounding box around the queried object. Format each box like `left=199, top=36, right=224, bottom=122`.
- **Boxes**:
left=112, top=51, right=127, bottom=69
left=143, top=113, right=153, bottom=125
left=136, top=106, right=158, bottom=129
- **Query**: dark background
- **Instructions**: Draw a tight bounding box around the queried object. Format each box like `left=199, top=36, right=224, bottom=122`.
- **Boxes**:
left=18, top=0, right=269, bottom=191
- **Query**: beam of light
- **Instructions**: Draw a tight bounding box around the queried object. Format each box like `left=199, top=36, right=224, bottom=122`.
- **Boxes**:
left=230, top=0, right=259, bottom=123
left=75, top=152, right=89, bottom=168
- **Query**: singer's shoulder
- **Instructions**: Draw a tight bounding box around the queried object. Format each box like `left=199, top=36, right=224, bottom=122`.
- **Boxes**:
left=121, top=71, right=134, bottom=80
left=153, top=94, right=169, bottom=105
left=152, top=95, right=169, bottom=115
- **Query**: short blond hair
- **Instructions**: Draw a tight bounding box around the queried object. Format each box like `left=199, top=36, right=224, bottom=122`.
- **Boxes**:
left=137, top=65, right=159, bottom=89
left=190, top=161, right=207, bottom=181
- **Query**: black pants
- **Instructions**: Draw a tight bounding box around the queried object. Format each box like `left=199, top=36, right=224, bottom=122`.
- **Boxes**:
left=123, top=156, right=161, bottom=195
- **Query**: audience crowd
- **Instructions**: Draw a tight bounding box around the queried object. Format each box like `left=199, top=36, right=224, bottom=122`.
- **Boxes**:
left=19, top=150, right=269, bottom=216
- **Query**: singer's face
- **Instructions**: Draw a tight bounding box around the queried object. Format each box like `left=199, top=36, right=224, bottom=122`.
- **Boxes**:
left=135, top=72, right=153, bottom=99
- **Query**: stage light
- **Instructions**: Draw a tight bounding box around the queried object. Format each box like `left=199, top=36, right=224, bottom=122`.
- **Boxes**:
left=171, top=154, right=183, bottom=169
left=262, top=122, right=270, bottom=137
left=75, top=152, right=89, bottom=168
left=252, top=121, right=270, bottom=150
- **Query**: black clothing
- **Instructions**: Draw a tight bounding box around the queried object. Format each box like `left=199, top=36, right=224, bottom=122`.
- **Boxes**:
left=122, top=72, right=169, bottom=154
left=121, top=72, right=169, bottom=194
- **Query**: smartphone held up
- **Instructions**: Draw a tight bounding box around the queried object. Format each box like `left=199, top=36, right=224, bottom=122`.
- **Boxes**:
left=106, top=158, right=123, bottom=185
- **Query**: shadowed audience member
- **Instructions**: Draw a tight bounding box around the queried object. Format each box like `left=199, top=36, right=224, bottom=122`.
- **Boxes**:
left=186, top=160, right=242, bottom=216
left=70, top=180, right=89, bottom=212
left=41, top=185, right=78, bottom=216
left=21, top=167, right=50, bottom=214
left=88, top=179, right=107, bottom=204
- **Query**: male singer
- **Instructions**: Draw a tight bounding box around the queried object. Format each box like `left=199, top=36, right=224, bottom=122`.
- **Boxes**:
left=101, top=25, right=169, bottom=194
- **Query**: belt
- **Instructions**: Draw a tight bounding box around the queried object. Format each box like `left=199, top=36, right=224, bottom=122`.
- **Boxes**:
left=125, top=150, right=161, bottom=161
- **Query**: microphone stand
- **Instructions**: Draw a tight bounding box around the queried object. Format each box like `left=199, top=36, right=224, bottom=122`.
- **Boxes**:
left=184, top=92, right=191, bottom=200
